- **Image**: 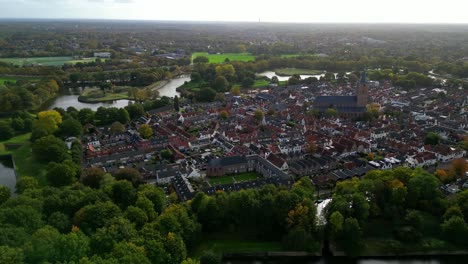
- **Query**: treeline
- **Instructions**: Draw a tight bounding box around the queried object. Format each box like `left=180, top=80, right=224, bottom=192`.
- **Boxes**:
left=434, top=61, right=468, bottom=79
left=325, top=167, right=468, bottom=256
left=0, top=166, right=318, bottom=264
left=0, top=79, right=60, bottom=113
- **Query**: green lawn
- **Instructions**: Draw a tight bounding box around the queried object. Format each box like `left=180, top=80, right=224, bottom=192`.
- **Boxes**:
left=208, top=172, right=260, bottom=186
left=78, top=87, right=130, bottom=102
left=191, top=52, right=255, bottom=63
left=0, top=133, right=47, bottom=183
left=274, top=68, right=324, bottom=76
left=0, top=57, right=99, bottom=66
left=191, top=233, right=282, bottom=258
left=0, top=133, right=31, bottom=155
left=0, top=76, right=40, bottom=85
left=209, top=176, right=235, bottom=185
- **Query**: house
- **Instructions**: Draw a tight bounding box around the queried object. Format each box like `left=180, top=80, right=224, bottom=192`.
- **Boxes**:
left=94, top=52, right=112, bottom=58
left=267, top=153, right=289, bottom=171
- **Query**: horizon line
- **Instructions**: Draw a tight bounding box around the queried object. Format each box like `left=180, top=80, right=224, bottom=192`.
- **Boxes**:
left=1, top=17, right=468, bottom=25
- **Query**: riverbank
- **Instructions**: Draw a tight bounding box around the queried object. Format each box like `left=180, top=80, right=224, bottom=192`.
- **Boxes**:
left=77, top=86, right=131, bottom=103
left=274, top=68, right=324, bottom=76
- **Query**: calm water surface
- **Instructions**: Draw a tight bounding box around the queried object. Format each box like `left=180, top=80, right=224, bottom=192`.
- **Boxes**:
left=46, top=76, right=190, bottom=110
left=0, top=157, right=16, bottom=194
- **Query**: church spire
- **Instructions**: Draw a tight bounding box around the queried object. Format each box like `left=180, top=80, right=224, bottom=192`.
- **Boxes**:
left=360, top=69, right=367, bottom=84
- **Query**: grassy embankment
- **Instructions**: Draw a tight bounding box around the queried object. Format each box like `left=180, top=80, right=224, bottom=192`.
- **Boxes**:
left=0, top=56, right=99, bottom=66
left=78, top=87, right=131, bottom=103
left=274, top=68, right=324, bottom=76
left=191, top=52, right=255, bottom=63
left=190, top=233, right=282, bottom=258
left=361, top=217, right=458, bottom=256
left=0, top=76, right=41, bottom=84
left=0, top=133, right=47, bottom=183
left=208, top=172, right=260, bottom=186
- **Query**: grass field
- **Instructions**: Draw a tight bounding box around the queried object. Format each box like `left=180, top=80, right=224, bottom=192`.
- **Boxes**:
left=0, top=133, right=31, bottom=155
left=0, top=56, right=99, bottom=66
left=275, top=68, right=324, bottom=76
left=0, top=133, right=46, bottom=183
left=78, top=87, right=130, bottom=102
left=208, top=172, right=260, bottom=185
left=191, top=233, right=282, bottom=258
left=191, top=52, right=255, bottom=63
left=0, top=76, right=41, bottom=85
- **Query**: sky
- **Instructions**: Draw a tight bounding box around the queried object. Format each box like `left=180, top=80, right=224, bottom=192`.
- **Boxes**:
left=1, top=0, right=468, bottom=24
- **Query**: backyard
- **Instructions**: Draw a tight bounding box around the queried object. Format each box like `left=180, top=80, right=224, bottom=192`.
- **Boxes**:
left=208, top=172, right=260, bottom=185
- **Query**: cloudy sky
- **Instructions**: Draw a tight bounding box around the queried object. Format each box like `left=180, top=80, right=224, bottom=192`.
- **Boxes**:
left=0, top=0, right=467, bottom=23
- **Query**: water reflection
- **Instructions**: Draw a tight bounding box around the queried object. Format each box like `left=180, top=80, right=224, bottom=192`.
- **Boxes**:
left=0, top=157, right=16, bottom=194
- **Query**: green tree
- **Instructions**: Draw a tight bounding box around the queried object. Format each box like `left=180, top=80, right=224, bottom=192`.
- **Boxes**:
left=230, top=86, right=241, bottom=96
left=160, top=149, right=173, bottom=160
left=197, top=88, right=217, bottom=102
left=164, top=232, right=187, bottom=264
left=139, top=124, right=153, bottom=139
left=174, top=95, right=180, bottom=112
left=15, top=176, right=39, bottom=194
left=193, top=56, right=209, bottom=64
left=82, top=167, right=106, bottom=188
left=125, top=206, right=148, bottom=228
left=46, top=160, right=79, bottom=187
left=114, top=168, right=143, bottom=187
left=219, top=110, right=229, bottom=120
left=58, top=117, right=83, bottom=137
left=91, top=217, right=138, bottom=254
left=73, top=201, right=122, bottom=234
left=32, top=135, right=68, bottom=163
left=48, top=211, right=71, bottom=233
left=200, top=250, right=221, bottom=264
left=441, top=216, right=468, bottom=246
left=254, top=109, right=264, bottom=122
left=182, top=258, right=200, bottom=264
left=215, top=64, right=235, bottom=77
left=112, top=241, right=151, bottom=264
left=425, top=132, right=441, bottom=145
left=325, top=108, right=338, bottom=117
left=341, top=217, right=363, bottom=257
left=0, top=121, right=14, bottom=140
left=328, top=211, right=344, bottom=239
left=125, top=103, right=146, bottom=120
left=0, top=185, right=10, bottom=205
left=241, top=78, right=255, bottom=88
left=348, top=73, right=359, bottom=83
left=110, top=181, right=137, bottom=209
left=212, top=76, right=229, bottom=92
left=77, top=108, right=95, bottom=125
left=0, top=246, right=24, bottom=264
left=110, top=121, right=126, bottom=133
left=138, top=184, right=166, bottom=214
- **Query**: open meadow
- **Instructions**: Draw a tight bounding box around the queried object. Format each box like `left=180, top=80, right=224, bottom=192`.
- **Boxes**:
left=191, top=52, right=255, bottom=63
left=0, top=56, right=99, bottom=66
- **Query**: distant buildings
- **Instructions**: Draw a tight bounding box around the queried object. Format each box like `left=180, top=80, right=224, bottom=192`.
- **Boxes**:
left=93, top=52, right=111, bottom=58
left=314, top=71, right=368, bottom=117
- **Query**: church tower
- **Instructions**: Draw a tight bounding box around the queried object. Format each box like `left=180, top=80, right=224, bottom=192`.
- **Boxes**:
left=356, top=70, right=368, bottom=107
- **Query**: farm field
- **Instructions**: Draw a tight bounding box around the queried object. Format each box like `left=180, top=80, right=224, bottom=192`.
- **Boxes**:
left=0, top=56, right=99, bottom=66
left=191, top=52, right=255, bottom=63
